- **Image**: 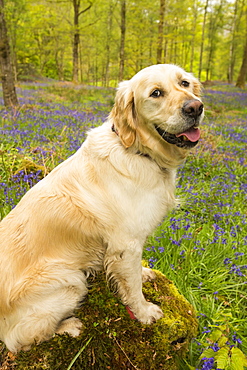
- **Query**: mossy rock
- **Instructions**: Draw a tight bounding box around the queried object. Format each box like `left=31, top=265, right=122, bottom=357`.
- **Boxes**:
left=0, top=270, right=197, bottom=370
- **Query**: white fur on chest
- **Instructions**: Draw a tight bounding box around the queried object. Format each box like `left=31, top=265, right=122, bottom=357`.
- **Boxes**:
left=107, top=172, right=175, bottom=237
left=81, top=124, right=177, bottom=238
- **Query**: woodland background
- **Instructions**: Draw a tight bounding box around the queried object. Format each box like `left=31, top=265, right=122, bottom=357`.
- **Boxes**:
left=1, top=0, right=247, bottom=87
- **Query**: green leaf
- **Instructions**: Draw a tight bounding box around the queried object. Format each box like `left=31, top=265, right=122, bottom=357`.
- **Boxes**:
left=208, top=328, right=223, bottom=343
left=186, top=365, right=195, bottom=370
left=215, top=347, right=229, bottom=369
left=67, top=337, right=93, bottom=370
left=230, top=347, right=247, bottom=370
left=200, top=348, right=215, bottom=360
left=218, top=336, right=228, bottom=348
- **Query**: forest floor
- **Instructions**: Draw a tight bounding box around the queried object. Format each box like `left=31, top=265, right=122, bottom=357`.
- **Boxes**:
left=0, top=81, right=246, bottom=370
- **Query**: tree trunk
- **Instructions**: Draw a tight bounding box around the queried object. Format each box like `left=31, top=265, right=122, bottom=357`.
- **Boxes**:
left=198, top=0, right=209, bottom=80
left=163, top=29, right=168, bottom=63
left=55, top=49, right=64, bottom=80
left=72, top=0, right=92, bottom=83
left=104, top=0, right=114, bottom=86
left=72, top=0, right=80, bottom=83
left=228, top=0, right=239, bottom=83
left=119, top=0, right=126, bottom=82
left=236, top=35, right=247, bottom=88
left=157, top=0, right=165, bottom=64
left=236, top=9, right=247, bottom=88
left=0, top=0, right=18, bottom=107
left=190, top=0, right=198, bottom=73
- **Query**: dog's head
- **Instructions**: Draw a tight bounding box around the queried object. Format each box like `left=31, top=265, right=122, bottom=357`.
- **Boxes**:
left=110, top=64, right=204, bottom=167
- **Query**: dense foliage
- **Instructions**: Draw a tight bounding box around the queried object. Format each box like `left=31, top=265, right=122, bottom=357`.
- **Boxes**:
left=3, top=0, right=247, bottom=84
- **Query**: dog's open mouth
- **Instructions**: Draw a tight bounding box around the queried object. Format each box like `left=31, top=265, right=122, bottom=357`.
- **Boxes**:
left=155, top=125, right=200, bottom=148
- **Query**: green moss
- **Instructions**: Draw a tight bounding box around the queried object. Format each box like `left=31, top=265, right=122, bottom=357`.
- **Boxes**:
left=0, top=269, right=197, bottom=369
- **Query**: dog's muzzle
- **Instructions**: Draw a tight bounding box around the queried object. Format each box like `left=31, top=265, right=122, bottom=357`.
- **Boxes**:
left=155, top=99, right=204, bottom=149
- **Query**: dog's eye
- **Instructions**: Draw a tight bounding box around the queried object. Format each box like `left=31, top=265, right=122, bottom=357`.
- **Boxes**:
left=150, top=89, right=163, bottom=98
left=181, top=80, right=190, bottom=87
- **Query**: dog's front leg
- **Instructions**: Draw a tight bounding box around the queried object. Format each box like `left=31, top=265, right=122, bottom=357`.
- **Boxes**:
left=104, top=239, right=163, bottom=324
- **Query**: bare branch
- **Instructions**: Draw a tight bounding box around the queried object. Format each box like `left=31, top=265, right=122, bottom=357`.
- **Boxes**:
left=78, top=1, right=93, bottom=17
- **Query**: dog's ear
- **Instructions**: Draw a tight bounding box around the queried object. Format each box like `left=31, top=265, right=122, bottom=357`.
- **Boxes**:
left=110, top=80, right=136, bottom=148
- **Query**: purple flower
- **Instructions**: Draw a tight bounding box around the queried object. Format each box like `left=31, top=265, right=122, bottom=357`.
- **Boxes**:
left=234, top=252, right=244, bottom=259
left=148, top=257, right=157, bottom=268
left=210, top=343, right=220, bottom=352
left=229, top=264, right=244, bottom=276
left=169, top=238, right=181, bottom=246
left=202, top=327, right=211, bottom=334
left=200, top=357, right=215, bottom=370
left=232, top=333, right=242, bottom=345
left=184, top=224, right=191, bottom=230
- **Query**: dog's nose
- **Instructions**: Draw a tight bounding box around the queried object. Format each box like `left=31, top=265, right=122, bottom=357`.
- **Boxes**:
left=182, top=100, right=204, bottom=119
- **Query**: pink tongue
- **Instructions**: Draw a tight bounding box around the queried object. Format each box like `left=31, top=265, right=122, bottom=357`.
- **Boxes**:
left=176, top=127, right=200, bottom=142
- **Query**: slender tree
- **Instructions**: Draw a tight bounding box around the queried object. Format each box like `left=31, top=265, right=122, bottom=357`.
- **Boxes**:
left=190, top=0, right=199, bottom=73
left=119, top=0, right=126, bottom=81
left=0, top=0, right=18, bottom=107
left=205, top=0, right=224, bottom=81
left=236, top=30, right=247, bottom=87
left=228, top=0, right=239, bottom=83
left=72, top=0, right=92, bottom=83
left=104, top=0, right=114, bottom=86
left=198, top=0, right=209, bottom=80
left=157, top=0, right=165, bottom=63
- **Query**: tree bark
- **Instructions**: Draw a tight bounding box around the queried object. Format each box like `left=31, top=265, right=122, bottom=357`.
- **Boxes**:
left=104, top=0, right=114, bottom=86
left=190, top=0, right=198, bottom=73
left=0, top=0, right=18, bottom=107
left=119, top=0, right=126, bottom=82
left=72, top=0, right=92, bottom=83
left=206, top=0, right=224, bottom=81
left=236, top=10, right=247, bottom=88
left=198, top=0, right=209, bottom=80
left=157, top=0, right=165, bottom=64
left=236, top=35, right=247, bottom=88
left=72, top=0, right=80, bottom=83
left=228, top=0, right=239, bottom=83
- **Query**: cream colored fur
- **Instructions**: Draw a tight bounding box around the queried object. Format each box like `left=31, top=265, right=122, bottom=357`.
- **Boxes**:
left=0, top=64, right=204, bottom=352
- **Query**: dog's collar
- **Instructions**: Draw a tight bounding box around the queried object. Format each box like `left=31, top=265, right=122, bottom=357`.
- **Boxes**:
left=111, top=124, right=168, bottom=172
left=111, top=124, right=151, bottom=160
left=111, top=124, right=119, bottom=136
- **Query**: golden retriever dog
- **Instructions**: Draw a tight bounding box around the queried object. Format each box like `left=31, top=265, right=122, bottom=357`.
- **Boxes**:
left=0, top=64, right=204, bottom=353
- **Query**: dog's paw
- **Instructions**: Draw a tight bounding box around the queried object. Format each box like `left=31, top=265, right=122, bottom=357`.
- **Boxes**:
left=134, top=302, right=164, bottom=324
left=56, top=317, right=83, bottom=337
left=142, top=266, right=156, bottom=283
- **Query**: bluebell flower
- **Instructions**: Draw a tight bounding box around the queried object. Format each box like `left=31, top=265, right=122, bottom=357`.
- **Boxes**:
left=224, top=258, right=231, bottom=265
left=148, top=257, right=157, bottom=268
left=202, top=327, right=211, bottom=334
left=210, top=342, right=220, bottom=352
left=200, top=356, right=215, bottom=370
left=232, top=333, right=242, bottom=345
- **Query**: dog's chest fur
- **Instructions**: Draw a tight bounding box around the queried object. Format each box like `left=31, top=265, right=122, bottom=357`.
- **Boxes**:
left=81, top=123, right=177, bottom=237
